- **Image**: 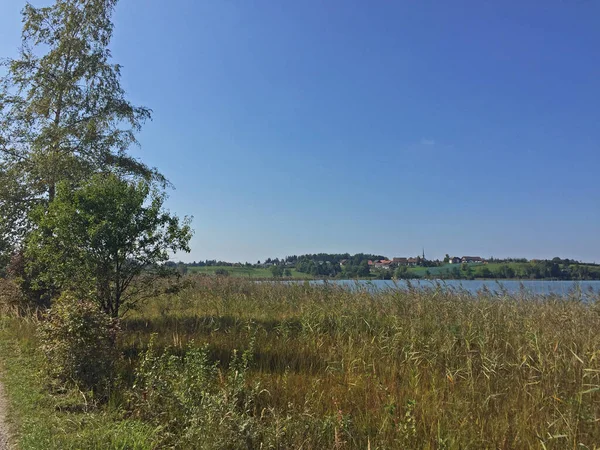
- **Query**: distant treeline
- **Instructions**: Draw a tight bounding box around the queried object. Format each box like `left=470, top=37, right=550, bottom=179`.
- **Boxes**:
left=182, top=260, right=253, bottom=267
left=169, top=255, right=600, bottom=280
left=485, top=257, right=598, bottom=266
left=294, top=253, right=386, bottom=278
left=440, top=259, right=600, bottom=281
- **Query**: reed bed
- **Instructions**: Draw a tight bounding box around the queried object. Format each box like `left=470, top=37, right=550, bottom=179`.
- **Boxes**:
left=114, top=277, right=600, bottom=449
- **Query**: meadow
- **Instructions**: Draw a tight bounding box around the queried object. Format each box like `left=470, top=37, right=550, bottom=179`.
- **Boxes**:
left=2, top=277, right=600, bottom=449
left=187, top=265, right=309, bottom=278
left=404, top=262, right=529, bottom=278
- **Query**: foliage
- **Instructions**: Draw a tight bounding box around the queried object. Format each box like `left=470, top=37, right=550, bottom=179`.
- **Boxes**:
left=176, top=262, right=188, bottom=276
left=25, top=173, right=192, bottom=317
left=435, top=261, right=600, bottom=281
left=0, top=277, right=25, bottom=314
left=270, top=264, right=284, bottom=277
left=371, top=268, right=392, bottom=280
left=38, top=292, right=119, bottom=396
left=295, top=253, right=384, bottom=278
left=5, top=249, right=56, bottom=309
left=131, top=337, right=264, bottom=449
left=214, top=268, right=230, bottom=277
left=394, top=265, right=415, bottom=279
left=177, top=258, right=600, bottom=281
left=0, top=0, right=165, bottom=258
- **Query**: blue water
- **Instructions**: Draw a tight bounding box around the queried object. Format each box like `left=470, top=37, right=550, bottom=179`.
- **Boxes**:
left=304, top=279, right=600, bottom=298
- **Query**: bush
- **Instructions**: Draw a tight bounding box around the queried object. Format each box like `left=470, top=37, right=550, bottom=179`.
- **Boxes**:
left=132, top=337, right=263, bottom=449
left=270, top=265, right=284, bottom=277
left=5, top=251, right=53, bottom=311
left=39, top=292, right=119, bottom=397
left=0, top=278, right=25, bottom=315
left=214, top=268, right=229, bottom=276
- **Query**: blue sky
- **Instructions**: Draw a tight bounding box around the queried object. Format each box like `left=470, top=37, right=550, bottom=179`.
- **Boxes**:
left=1, top=0, right=599, bottom=263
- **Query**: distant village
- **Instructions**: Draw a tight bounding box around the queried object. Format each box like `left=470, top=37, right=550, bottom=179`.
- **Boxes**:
left=362, top=255, right=485, bottom=270
left=190, top=254, right=487, bottom=271
left=180, top=253, right=600, bottom=280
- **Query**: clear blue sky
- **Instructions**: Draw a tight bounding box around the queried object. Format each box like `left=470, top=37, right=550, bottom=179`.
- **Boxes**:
left=1, top=0, right=599, bottom=263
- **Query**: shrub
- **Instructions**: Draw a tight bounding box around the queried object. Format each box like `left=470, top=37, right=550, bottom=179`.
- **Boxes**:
left=25, top=174, right=192, bottom=318
left=214, top=268, right=229, bottom=276
left=0, top=277, right=25, bottom=315
left=5, top=251, right=53, bottom=311
left=39, top=292, right=119, bottom=397
left=132, top=337, right=263, bottom=449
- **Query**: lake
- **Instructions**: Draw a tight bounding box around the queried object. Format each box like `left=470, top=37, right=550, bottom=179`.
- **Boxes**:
left=303, top=279, right=600, bottom=298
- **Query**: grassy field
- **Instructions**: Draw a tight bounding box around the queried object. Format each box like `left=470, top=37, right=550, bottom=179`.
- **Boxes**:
left=187, top=265, right=309, bottom=278
left=407, top=262, right=538, bottom=277
left=2, top=277, right=600, bottom=448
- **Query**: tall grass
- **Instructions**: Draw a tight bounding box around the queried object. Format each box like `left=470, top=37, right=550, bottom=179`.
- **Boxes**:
left=3, top=276, right=600, bottom=448
left=118, top=277, right=600, bottom=449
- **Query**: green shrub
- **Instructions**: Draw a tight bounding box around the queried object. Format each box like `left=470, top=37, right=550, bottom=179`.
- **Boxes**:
left=39, top=292, right=119, bottom=397
left=5, top=251, right=53, bottom=312
left=0, top=277, right=25, bottom=315
left=132, top=337, right=263, bottom=449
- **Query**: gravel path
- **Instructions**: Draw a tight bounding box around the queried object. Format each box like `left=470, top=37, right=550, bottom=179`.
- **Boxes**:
left=0, top=380, right=11, bottom=449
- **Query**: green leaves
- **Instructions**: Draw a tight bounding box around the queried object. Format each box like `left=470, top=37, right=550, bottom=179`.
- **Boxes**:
left=26, top=173, right=192, bottom=317
left=39, top=291, right=120, bottom=394
left=0, top=0, right=163, bottom=257
left=0, top=1, right=192, bottom=316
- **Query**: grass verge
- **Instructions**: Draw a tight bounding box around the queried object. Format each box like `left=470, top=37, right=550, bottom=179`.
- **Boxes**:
left=0, top=317, right=159, bottom=450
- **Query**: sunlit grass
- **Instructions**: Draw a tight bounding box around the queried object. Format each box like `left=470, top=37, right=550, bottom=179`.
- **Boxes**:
left=186, top=265, right=309, bottom=278
left=2, top=277, right=600, bottom=448
left=120, top=277, right=600, bottom=449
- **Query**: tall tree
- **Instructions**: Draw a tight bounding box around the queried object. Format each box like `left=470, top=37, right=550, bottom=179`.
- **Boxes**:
left=0, top=0, right=164, bottom=255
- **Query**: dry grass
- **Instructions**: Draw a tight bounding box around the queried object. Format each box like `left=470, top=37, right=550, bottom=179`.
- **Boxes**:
left=115, top=277, right=600, bottom=449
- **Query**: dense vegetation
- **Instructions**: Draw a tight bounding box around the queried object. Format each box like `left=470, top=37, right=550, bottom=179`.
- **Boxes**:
left=294, top=253, right=384, bottom=278
left=2, top=277, right=600, bottom=448
left=435, top=260, right=600, bottom=281
left=0, top=0, right=192, bottom=313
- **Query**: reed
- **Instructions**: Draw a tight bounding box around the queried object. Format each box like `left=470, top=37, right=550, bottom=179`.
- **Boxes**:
left=2, top=276, right=600, bottom=449
left=119, top=277, right=600, bottom=449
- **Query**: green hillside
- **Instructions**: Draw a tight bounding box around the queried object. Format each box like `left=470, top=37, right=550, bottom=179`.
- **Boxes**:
left=187, top=265, right=309, bottom=278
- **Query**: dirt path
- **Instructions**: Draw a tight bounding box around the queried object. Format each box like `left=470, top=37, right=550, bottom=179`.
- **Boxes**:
left=0, top=380, right=11, bottom=449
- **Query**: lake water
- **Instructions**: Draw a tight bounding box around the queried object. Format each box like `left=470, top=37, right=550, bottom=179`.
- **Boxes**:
left=304, top=279, right=600, bottom=298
